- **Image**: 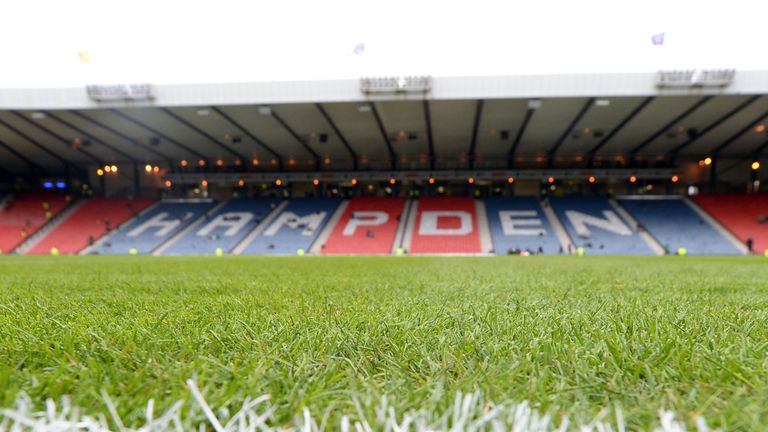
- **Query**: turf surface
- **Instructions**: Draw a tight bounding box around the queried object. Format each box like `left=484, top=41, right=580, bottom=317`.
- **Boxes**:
left=1, top=256, right=767, bottom=429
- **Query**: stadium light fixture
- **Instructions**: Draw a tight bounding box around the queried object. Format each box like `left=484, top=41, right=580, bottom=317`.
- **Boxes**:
left=351, top=178, right=358, bottom=185
left=96, top=168, right=104, bottom=176
left=629, top=175, right=637, bottom=183
left=507, top=177, right=514, bottom=184
left=252, top=159, right=260, bottom=166
left=145, top=164, right=152, bottom=173
left=428, top=177, right=435, bottom=184
left=270, top=159, right=278, bottom=166
left=595, top=99, right=611, bottom=107
left=468, top=177, right=475, bottom=184
left=389, top=178, right=396, bottom=185
left=216, top=159, right=224, bottom=167
left=199, top=159, right=206, bottom=167
left=288, top=159, right=296, bottom=166
left=324, top=157, right=332, bottom=165
left=588, top=176, right=596, bottom=183
left=201, top=180, right=208, bottom=188
left=153, top=166, right=160, bottom=173
left=752, top=161, right=761, bottom=170
left=238, top=179, right=245, bottom=187
left=275, top=179, right=283, bottom=186
left=104, top=165, right=111, bottom=173
left=672, top=175, right=680, bottom=183
left=164, top=180, right=172, bottom=188
left=312, top=179, right=319, bottom=186
left=756, top=124, right=766, bottom=133
left=547, top=176, right=555, bottom=184
left=180, top=160, right=188, bottom=167
left=704, top=157, right=712, bottom=166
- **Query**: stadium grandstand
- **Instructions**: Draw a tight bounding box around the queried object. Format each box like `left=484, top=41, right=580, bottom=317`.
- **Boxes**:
left=0, top=71, right=766, bottom=256
left=5, top=1, right=768, bottom=429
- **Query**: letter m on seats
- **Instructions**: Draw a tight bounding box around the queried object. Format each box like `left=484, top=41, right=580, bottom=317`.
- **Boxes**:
left=264, top=212, right=326, bottom=236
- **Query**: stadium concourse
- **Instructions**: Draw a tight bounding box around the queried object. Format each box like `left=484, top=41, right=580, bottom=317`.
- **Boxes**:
left=0, top=192, right=762, bottom=256
left=0, top=71, right=767, bottom=256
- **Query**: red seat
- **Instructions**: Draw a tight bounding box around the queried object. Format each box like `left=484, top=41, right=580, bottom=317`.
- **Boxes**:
left=322, top=197, right=405, bottom=255
left=409, top=197, right=481, bottom=254
left=693, top=193, right=768, bottom=253
left=0, top=192, right=72, bottom=253
left=28, top=198, right=154, bottom=255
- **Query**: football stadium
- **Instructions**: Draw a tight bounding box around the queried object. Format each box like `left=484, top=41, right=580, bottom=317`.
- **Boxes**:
left=1, top=1, right=768, bottom=430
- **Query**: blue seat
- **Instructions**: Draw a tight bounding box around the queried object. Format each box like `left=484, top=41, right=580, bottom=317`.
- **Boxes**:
left=484, top=197, right=562, bottom=255
left=618, top=198, right=741, bottom=255
left=240, top=198, right=340, bottom=255
left=162, top=198, right=280, bottom=255
left=95, top=201, right=214, bottom=254
left=550, top=197, right=653, bottom=255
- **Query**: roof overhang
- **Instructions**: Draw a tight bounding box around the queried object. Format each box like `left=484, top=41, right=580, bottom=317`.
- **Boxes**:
left=1, top=71, right=766, bottom=110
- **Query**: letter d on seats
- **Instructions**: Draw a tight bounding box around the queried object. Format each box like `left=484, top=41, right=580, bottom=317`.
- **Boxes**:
left=418, top=211, right=472, bottom=235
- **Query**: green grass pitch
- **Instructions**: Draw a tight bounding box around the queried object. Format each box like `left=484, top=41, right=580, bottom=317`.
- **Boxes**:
left=1, top=256, right=767, bottom=429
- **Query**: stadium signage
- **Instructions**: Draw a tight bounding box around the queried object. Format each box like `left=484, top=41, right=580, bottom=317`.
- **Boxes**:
left=86, top=84, right=154, bottom=101
left=655, top=70, right=735, bottom=88
left=360, top=76, right=432, bottom=94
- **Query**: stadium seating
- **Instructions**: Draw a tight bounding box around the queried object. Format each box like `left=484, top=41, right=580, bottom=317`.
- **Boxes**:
left=92, top=201, right=215, bottom=254
left=550, top=197, right=652, bottom=255
left=321, top=197, right=405, bottom=255
left=162, top=198, right=280, bottom=255
left=28, top=198, right=155, bottom=255
left=692, top=193, right=768, bottom=254
left=618, top=198, right=741, bottom=255
left=239, top=198, right=340, bottom=255
left=0, top=192, right=71, bottom=254
left=484, top=197, right=563, bottom=255
left=408, top=197, right=482, bottom=254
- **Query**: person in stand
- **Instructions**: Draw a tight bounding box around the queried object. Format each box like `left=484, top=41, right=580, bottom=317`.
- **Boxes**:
left=746, top=237, right=754, bottom=254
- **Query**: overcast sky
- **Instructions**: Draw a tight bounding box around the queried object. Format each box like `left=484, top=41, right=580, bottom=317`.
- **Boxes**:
left=1, top=0, right=766, bottom=87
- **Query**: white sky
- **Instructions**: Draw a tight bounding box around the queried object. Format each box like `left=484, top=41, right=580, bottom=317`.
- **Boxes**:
left=1, top=0, right=767, bottom=88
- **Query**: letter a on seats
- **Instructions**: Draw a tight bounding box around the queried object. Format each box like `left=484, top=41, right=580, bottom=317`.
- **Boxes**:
left=418, top=211, right=472, bottom=235
left=343, top=211, right=388, bottom=235
left=127, top=212, right=181, bottom=237
left=197, top=212, right=254, bottom=237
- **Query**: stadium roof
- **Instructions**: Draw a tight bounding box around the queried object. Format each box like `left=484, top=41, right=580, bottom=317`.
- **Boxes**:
left=0, top=71, right=766, bottom=176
